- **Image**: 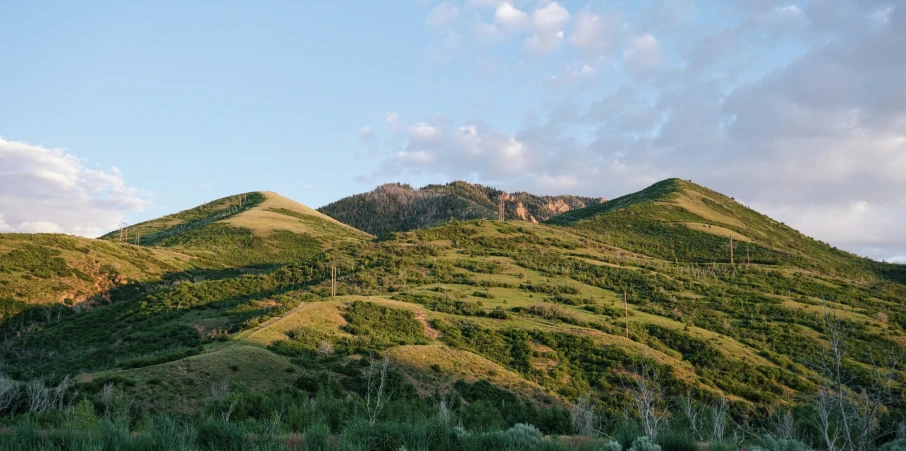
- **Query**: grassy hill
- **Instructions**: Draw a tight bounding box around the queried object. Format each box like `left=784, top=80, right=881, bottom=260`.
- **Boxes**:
left=1, top=180, right=905, bottom=450
left=0, top=233, right=199, bottom=321
left=100, top=191, right=372, bottom=267
left=317, top=181, right=605, bottom=236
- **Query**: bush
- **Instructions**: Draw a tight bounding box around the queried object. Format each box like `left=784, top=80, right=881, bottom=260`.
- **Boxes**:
left=508, top=423, right=542, bottom=449
left=751, top=435, right=807, bottom=451
left=461, top=399, right=505, bottom=432
left=611, top=421, right=642, bottom=450
left=881, top=439, right=906, bottom=451
left=304, top=423, right=331, bottom=451
left=195, top=417, right=247, bottom=450
left=708, top=442, right=738, bottom=451
left=630, top=436, right=662, bottom=451
left=598, top=440, right=623, bottom=451
left=656, top=429, right=696, bottom=451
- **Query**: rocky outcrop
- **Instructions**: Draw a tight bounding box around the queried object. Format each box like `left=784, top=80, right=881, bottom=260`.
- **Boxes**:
left=545, top=199, right=572, bottom=214
left=514, top=202, right=539, bottom=223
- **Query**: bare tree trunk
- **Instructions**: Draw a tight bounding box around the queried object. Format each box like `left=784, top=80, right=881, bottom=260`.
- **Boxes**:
left=366, top=353, right=390, bottom=424
left=624, top=364, right=669, bottom=439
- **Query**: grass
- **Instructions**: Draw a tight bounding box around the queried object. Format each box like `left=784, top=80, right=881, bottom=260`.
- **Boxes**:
left=83, top=345, right=297, bottom=413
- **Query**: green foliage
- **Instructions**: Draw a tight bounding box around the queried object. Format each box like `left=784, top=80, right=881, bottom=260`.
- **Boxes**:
left=598, top=440, right=623, bottom=451
left=99, top=192, right=265, bottom=246
left=341, top=301, right=429, bottom=348
left=751, top=436, right=807, bottom=451
left=629, top=436, right=663, bottom=451
left=655, top=429, right=697, bottom=451
left=304, top=423, right=332, bottom=451
left=881, top=439, right=906, bottom=451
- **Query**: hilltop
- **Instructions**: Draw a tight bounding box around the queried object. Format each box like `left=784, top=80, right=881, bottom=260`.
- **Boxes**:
left=317, top=181, right=605, bottom=236
left=100, top=191, right=371, bottom=266
left=0, top=179, right=904, bottom=449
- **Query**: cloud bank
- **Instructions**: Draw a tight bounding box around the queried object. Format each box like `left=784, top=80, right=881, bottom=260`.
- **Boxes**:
left=0, top=138, right=148, bottom=237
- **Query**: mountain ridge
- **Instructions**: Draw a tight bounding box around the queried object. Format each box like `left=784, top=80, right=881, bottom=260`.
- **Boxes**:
left=317, top=180, right=605, bottom=236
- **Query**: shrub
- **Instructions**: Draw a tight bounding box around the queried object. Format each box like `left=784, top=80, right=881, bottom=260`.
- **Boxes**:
left=195, top=417, right=247, bottom=450
left=881, top=439, right=906, bottom=451
left=507, top=423, right=542, bottom=449
left=656, top=429, right=696, bottom=451
left=752, top=436, right=807, bottom=451
left=611, top=421, right=642, bottom=450
left=708, top=442, right=738, bottom=451
left=304, top=423, right=331, bottom=451
left=630, top=436, right=662, bottom=451
left=598, top=440, right=623, bottom=451
left=461, top=399, right=505, bottom=432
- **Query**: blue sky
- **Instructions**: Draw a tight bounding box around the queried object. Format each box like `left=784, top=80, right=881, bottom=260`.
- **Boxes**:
left=1, top=0, right=905, bottom=262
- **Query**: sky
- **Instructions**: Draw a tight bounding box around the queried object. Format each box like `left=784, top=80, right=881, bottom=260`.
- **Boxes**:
left=1, top=0, right=904, bottom=262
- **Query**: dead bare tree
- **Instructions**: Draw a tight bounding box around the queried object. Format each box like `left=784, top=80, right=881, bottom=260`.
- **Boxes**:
left=0, top=374, right=19, bottom=414
left=711, top=395, right=729, bottom=442
left=680, top=393, right=704, bottom=441
left=772, top=409, right=796, bottom=441
left=26, top=380, right=52, bottom=414
left=571, top=396, right=598, bottom=436
left=365, top=353, right=390, bottom=425
left=808, top=308, right=903, bottom=451
left=624, top=364, right=670, bottom=439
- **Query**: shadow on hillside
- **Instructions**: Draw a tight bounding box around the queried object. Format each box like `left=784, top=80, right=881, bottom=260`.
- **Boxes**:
left=0, top=259, right=333, bottom=379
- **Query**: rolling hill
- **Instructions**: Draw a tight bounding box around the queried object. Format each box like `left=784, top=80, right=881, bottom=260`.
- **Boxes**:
left=317, top=181, right=605, bottom=236
left=1, top=179, right=904, bottom=449
left=99, top=191, right=372, bottom=266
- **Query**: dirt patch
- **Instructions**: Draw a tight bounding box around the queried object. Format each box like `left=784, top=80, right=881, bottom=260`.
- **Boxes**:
left=415, top=312, right=440, bottom=340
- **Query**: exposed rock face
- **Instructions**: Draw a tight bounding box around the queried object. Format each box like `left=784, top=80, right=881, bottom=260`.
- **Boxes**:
left=514, top=202, right=538, bottom=223
left=545, top=199, right=572, bottom=214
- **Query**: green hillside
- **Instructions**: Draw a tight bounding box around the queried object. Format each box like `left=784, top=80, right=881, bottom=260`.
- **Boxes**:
left=317, top=181, right=605, bottom=236
left=1, top=180, right=905, bottom=450
left=0, top=233, right=198, bottom=321
left=100, top=191, right=372, bottom=267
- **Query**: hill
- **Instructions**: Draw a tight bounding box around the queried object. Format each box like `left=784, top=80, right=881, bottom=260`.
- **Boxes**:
left=317, top=181, right=605, bottom=236
left=1, top=180, right=905, bottom=450
left=0, top=233, right=203, bottom=320
left=549, top=178, right=903, bottom=279
left=100, top=191, right=372, bottom=266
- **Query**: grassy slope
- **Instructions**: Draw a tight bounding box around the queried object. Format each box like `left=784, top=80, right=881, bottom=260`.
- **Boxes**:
left=0, top=233, right=198, bottom=313
left=4, top=181, right=905, bottom=418
left=101, top=191, right=372, bottom=267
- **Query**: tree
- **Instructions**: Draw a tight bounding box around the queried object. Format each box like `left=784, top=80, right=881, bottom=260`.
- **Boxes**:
left=625, top=364, right=669, bottom=439
left=809, top=308, right=903, bottom=451
left=365, top=353, right=391, bottom=425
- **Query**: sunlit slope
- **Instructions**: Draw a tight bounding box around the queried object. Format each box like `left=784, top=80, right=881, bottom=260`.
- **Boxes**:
left=548, top=178, right=900, bottom=279
left=0, top=233, right=196, bottom=314
left=101, top=191, right=372, bottom=266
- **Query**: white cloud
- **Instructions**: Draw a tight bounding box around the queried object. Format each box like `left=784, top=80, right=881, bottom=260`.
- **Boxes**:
left=0, top=137, right=148, bottom=237
left=568, top=10, right=623, bottom=57
left=548, top=63, right=597, bottom=94
left=357, top=126, right=376, bottom=144
left=384, top=111, right=400, bottom=128
left=524, top=2, right=570, bottom=54
left=622, top=33, right=661, bottom=72
left=426, top=2, right=460, bottom=29
left=494, top=2, right=529, bottom=32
